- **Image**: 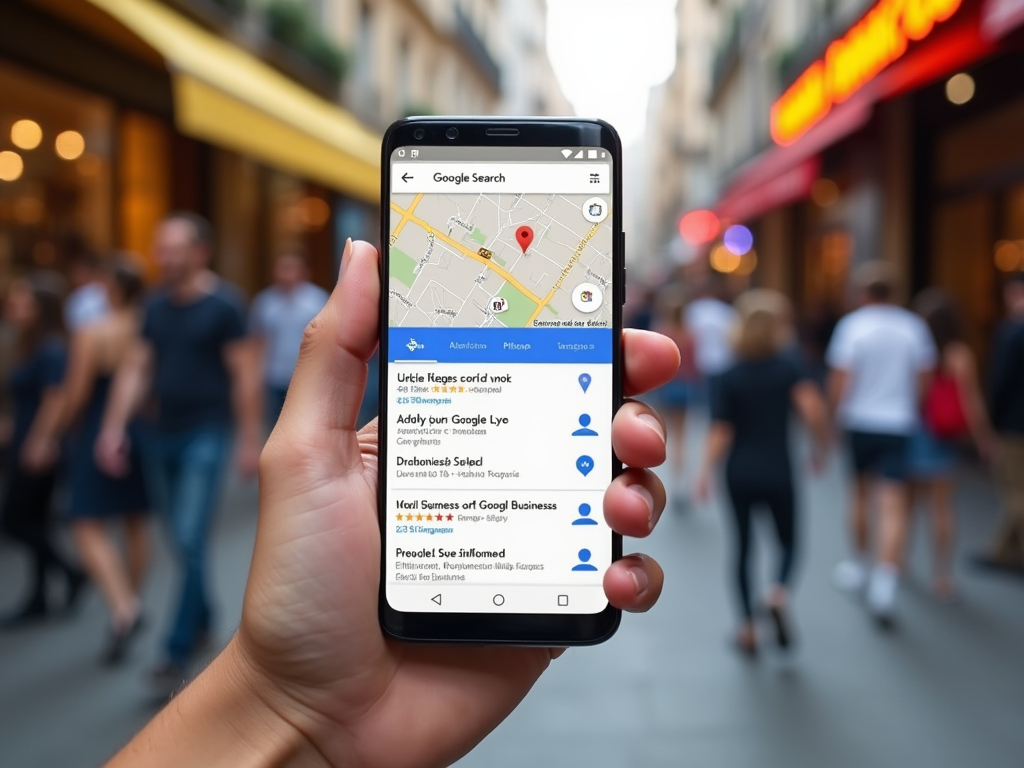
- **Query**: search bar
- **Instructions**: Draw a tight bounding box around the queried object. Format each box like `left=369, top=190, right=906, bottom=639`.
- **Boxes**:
left=392, top=163, right=610, bottom=194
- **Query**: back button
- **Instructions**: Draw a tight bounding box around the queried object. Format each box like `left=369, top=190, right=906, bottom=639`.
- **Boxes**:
left=431, top=594, right=442, bottom=606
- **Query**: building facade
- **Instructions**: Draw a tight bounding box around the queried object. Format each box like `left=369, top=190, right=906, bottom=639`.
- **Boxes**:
left=0, top=0, right=567, bottom=299
left=697, top=0, right=1024, bottom=366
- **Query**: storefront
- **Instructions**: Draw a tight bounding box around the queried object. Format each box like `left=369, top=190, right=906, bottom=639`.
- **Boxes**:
left=0, top=0, right=380, bottom=295
left=713, top=0, right=1024, bottom=363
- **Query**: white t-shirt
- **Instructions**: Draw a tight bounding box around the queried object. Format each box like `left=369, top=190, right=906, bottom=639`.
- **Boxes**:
left=826, top=304, right=937, bottom=435
left=685, top=297, right=737, bottom=377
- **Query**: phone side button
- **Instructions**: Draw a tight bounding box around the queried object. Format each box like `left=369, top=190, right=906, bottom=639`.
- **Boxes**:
left=619, top=232, right=626, bottom=305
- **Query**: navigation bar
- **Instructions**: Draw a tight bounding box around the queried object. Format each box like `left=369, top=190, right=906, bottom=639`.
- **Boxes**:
left=391, top=163, right=610, bottom=194
left=389, top=327, right=612, bottom=364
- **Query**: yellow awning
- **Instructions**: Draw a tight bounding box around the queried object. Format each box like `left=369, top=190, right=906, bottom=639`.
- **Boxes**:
left=83, top=0, right=380, bottom=203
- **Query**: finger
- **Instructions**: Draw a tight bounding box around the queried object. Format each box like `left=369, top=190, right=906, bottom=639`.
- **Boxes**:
left=270, top=239, right=379, bottom=471
left=623, top=329, right=680, bottom=398
left=604, top=554, right=664, bottom=612
left=611, top=400, right=666, bottom=469
left=603, top=467, right=665, bottom=538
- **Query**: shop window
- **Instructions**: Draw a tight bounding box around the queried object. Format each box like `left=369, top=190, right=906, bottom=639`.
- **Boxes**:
left=0, top=62, right=113, bottom=286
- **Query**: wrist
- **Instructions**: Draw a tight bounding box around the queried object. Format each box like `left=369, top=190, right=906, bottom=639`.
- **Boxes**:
left=191, top=640, right=330, bottom=767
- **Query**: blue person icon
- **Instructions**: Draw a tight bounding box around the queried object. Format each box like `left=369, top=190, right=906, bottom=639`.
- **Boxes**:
left=572, top=503, right=598, bottom=526
left=572, top=548, right=598, bottom=571
left=572, top=414, right=599, bottom=437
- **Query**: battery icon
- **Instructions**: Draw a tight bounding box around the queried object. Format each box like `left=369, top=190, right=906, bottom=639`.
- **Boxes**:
left=587, top=149, right=598, bottom=159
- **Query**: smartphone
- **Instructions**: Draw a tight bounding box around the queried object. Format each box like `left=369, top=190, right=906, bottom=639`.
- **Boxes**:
left=378, top=118, right=624, bottom=645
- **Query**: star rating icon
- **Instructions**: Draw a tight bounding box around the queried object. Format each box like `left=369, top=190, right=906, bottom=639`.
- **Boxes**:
left=405, top=513, right=413, bottom=521
left=447, top=513, right=454, bottom=521
left=395, top=513, right=403, bottom=521
left=415, top=513, right=423, bottom=521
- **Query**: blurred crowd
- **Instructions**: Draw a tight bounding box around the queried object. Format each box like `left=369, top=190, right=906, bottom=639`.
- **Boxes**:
left=627, top=263, right=1024, bottom=655
left=0, top=213, right=328, bottom=694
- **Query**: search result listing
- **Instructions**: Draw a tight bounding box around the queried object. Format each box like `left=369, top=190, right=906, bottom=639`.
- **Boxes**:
left=385, top=360, right=614, bottom=613
left=388, top=363, right=612, bottom=490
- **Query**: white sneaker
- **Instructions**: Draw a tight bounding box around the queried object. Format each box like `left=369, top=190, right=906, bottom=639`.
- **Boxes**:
left=867, top=564, right=899, bottom=622
left=833, top=560, right=868, bottom=593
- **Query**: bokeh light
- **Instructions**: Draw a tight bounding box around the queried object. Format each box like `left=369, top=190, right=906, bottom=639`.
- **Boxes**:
left=994, top=240, right=1022, bottom=272
left=55, top=130, right=86, bottom=160
left=710, top=243, right=741, bottom=273
left=11, top=119, right=42, bottom=150
left=679, top=209, right=720, bottom=245
left=297, top=197, right=331, bottom=229
left=723, top=224, right=753, bottom=256
left=735, top=249, right=758, bottom=276
left=0, top=151, right=24, bottom=182
left=946, top=73, right=975, bottom=105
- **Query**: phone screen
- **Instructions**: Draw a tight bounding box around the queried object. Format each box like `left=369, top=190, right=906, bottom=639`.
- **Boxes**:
left=384, top=144, right=615, bottom=615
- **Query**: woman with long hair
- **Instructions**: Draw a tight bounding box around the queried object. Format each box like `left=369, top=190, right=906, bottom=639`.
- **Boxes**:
left=696, top=290, right=830, bottom=656
left=909, top=289, right=993, bottom=597
left=0, top=272, right=84, bottom=627
left=25, top=257, right=150, bottom=661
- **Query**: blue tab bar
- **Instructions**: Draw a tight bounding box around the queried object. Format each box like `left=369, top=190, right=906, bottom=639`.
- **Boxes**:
left=388, top=327, right=612, bottom=364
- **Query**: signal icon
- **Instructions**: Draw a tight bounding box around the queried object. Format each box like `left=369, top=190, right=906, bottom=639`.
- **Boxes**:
left=561, top=149, right=573, bottom=158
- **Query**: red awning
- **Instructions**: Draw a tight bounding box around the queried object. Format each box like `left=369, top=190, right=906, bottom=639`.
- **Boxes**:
left=716, top=2, right=998, bottom=224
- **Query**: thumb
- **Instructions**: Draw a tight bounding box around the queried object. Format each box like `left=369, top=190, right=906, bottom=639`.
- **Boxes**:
left=269, top=239, right=380, bottom=475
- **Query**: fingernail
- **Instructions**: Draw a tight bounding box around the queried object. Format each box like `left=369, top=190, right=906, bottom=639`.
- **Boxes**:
left=628, top=565, right=649, bottom=595
left=638, top=413, right=665, bottom=441
left=629, top=483, right=655, bottom=526
left=339, top=237, right=353, bottom=281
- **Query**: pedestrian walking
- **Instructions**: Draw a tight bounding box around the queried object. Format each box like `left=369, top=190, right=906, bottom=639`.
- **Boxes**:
left=827, top=262, right=937, bottom=626
left=23, top=257, right=151, bottom=662
left=0, top=273, right=85, bottom=627
left=908, top=289, right=993, bottom=597
left=96, top=213, right=261, bottom=688
left=64, top=250, right=110, bottom=332
left=684, top=274, right=736, bottom=405
left=653, top=288, right=698, bottom=505
left=696, top=290, right=829, bottom=655
left=249, top=249, right=329, bottom=427
left=976, top=272, right=1024, bottom=576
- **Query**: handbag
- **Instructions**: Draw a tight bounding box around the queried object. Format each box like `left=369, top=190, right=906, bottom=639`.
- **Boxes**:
left=922, top=372, right=969, bottom=439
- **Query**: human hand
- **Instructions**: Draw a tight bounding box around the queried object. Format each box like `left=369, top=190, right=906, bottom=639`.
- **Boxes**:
left=20, top=435, right=59, bottom=474
left=95, top=427, right=130, bottom=478
left=211, top=239, right=680, bottom=768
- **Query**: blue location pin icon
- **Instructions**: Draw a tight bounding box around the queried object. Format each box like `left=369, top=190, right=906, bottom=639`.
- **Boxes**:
left=578, top=373, right=592, bottom=393
left=576, top=455, right=594, bottom=477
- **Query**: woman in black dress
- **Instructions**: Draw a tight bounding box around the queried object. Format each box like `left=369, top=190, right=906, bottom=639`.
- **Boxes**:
left=0, top=273, right=84, bottom=627
left=696, top=290, right=830, bottom=656
left=24, top=258, right=149, bottom=662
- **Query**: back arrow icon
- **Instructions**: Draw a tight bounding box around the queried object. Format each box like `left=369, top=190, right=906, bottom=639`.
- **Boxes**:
left=402, top=173, right=413, bottom=182
left=431, top=594, right=441, bottom=605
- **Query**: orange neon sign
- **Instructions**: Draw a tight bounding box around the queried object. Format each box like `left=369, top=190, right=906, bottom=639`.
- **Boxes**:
left=770, top=0, right=963, bottom=145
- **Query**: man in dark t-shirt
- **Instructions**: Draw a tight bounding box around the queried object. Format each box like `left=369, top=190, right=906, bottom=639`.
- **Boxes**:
left=981, top=273, right=1024, bottom=572
left=98, top=213, right=260, bottom=688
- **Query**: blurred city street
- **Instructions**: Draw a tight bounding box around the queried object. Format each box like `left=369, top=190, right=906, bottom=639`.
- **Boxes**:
left=3, top=423, right=1023, bottom=768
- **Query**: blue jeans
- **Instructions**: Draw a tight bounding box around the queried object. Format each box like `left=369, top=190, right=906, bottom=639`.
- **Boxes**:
left=143, top=426, right=231, bottom=665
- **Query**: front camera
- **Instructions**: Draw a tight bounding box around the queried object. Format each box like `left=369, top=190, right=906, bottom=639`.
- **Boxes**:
left=446, top=127, right=459, bottom=140
left=413, top=128, right=425, bottom=140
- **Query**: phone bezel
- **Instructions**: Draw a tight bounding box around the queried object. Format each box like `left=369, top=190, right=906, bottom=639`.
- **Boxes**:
left=377, top=117, right=624, bottom=645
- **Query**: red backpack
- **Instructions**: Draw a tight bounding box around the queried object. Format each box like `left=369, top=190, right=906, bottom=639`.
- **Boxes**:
left=923, top=372, right=968, bottom=439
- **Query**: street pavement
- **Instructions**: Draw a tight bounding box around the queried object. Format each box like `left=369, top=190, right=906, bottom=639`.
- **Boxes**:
left=2, top=425, right=1024, bottom=768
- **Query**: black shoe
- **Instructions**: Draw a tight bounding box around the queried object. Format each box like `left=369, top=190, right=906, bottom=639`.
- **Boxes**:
left=970, top=554, right=1024, bottom=578
left=64, top=569, right=89, bottom=614
left=0, top=599, right=47, bottom=630
left=768, top=605, right=793, bottom=650
left=148, top=661, right=189, bottom=696
left=103, top=614, right=145, bottom=666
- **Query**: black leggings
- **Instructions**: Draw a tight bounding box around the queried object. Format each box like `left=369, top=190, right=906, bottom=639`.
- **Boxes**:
left=1, top=467, right=73, bottom=606
left=725, top=483, right=797, bottom=620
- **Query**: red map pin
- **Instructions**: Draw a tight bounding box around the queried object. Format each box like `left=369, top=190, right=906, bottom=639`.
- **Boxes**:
left=516, top=225, right=534, bottom=253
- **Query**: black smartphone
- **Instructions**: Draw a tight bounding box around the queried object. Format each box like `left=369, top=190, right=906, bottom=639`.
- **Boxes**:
left=378, top=117, right=624, bottom=645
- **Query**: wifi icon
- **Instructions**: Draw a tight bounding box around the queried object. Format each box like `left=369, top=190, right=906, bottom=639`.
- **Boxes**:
left=561, top=149, right=573, bottom=158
